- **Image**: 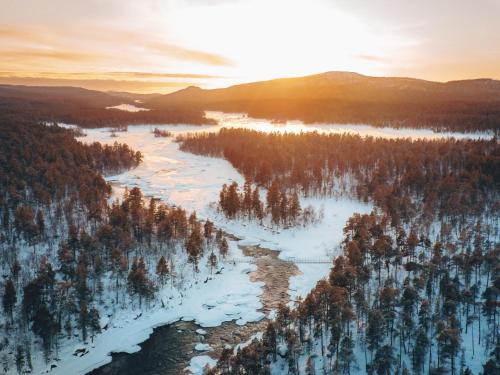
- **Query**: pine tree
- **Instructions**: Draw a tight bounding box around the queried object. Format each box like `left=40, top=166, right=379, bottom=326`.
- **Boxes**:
left=367, top=309, right=385, bottom=354
left=186, top=223, right=203, bottom=272
left=15, top=346, right=24, bottom=375
left=219, top=237, right=229, bottom=258
left=79, top=301, right=89, bottom=342
left=156, top=256, right=169, bottom=286
left=204, top=220, right=214, bottom=244
left=226, top=182, right=240, bottom=218
left=11, top=259, right=21, bottom=281
left=2, top=279, right=16, bottom=322
left=305, top=356, right=315, bottom=375
left=266, top=182, right=281, bottom=225
left=88, top=308, right=101, bottom=343
left=128, top=257, right=154, bottom=306
left=289, top=191, right=301, bottom=224
left=219, top=184, right=228, bottom=214
left=413, top=328, right=430, bottom=374
left=251, top=187, right=264, bottom=223
left=208, top=252, right=217, bottom=274
left=373, top=345, right=395, bottom=375
left=339, top=334, right=356, bottom=375
left=242, top=181, right=253, bottom=217
left=36, top=210, right=45, bottom=239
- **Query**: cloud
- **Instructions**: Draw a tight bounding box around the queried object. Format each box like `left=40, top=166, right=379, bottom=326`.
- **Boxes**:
left=107, top=71, right=225, bottom=79
left=0, top=75, right=195, bottom=93
left=0, top=71, right=225, bottom=80
left=354, top=54, right=390, bottom=63
left=0, top=70, right=230, bottom=93
left=145, top=41, right=233, bottom=66
left=0, top=24, right=232, bottom=72
left=0, top=49, right=102, bottom=62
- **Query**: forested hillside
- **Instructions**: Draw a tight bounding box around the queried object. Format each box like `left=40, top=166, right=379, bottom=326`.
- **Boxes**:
left=0, top=85, right=214, bottom=128
left=149, top=72, right=500, bottom=133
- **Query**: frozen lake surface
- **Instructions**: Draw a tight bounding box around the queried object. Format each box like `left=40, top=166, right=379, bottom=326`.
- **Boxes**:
left=202, top=111, right=493, bottom=140
left=106, top=103, right=150, bottom=112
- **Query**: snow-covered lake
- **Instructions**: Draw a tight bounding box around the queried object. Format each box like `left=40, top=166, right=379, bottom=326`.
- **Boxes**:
left=106, top=103, right=150, bottom=112
left=68, top=113, right=488, bottom=374
left=202, top=111, right=493, bottom=140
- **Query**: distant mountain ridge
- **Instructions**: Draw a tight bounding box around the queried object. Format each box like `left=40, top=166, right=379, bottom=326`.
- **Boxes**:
left=144, top=72, right=500, bottom=132
left=0, top=84, right=126, bottom=107
left=0, top=71, right=499, bottom=131
left=148, top=71, right=500, bottom=104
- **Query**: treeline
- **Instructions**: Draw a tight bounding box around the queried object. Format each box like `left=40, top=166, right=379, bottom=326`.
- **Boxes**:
left=152, top=128, right=172, bottom=137
left=0, top=115, right=229, bottom=372
left=179, top=129, right=499, bottom=227
left=211, top=98, right=500, bottom=134
left=218, top=181, right=321, bottom=227
left=206, top=213, right=499, bottom=375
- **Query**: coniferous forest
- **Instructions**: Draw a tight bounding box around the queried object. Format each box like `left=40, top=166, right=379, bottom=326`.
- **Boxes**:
left=2, top=2, right=500, bottom=374
left=0, top=114, right=230, bottom=373
left=0, top=110, right=498, bottom=375
left=179, top=129, right=499, bottom=375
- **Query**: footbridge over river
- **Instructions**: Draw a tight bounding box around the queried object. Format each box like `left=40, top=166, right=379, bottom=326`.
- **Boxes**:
left=227, top=256, right=334, bottom=264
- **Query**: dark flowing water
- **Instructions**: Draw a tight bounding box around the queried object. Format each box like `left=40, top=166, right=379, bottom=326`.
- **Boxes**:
left=89, top=245, right=300, bottom=375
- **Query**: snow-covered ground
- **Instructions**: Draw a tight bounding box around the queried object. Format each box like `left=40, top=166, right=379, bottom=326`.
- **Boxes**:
left=52, top=113, right=489, bottom=375
left=83, top=121, right=373, bottom=301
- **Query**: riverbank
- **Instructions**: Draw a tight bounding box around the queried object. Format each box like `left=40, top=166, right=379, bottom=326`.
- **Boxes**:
left=89, top=245, right=300, bottom=374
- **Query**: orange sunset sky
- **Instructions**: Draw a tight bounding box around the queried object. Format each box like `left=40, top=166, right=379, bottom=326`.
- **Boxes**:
left=1, top=0, right=499, bottom=93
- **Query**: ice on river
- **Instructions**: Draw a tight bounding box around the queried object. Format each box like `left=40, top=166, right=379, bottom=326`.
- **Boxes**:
left=61, top=116, right=374, bottom=374
left=63, top=110, right=486, bottom=375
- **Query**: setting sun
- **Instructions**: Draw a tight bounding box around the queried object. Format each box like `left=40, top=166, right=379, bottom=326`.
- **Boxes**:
left=1, top=0, right=499, bottom=92
left=166, top=0, right=412, bottom=83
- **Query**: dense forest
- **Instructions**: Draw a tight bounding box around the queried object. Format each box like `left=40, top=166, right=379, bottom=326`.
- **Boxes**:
left=179, top=129, right=499, bottom=227
left=0, top=104, right=498, bottom=374
left=0, top=115, right=228, bottom=373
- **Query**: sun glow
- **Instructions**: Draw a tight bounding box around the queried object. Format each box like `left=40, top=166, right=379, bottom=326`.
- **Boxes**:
left=167, top=0, right=412, bottom=84
left=1, top=0, right=498, bottom=91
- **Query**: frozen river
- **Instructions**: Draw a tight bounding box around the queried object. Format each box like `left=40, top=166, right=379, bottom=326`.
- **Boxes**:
left=69, top=112, right=488, bottom=374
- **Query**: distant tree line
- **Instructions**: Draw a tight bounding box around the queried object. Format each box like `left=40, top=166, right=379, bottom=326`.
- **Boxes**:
left=0, top=95, right=214, bottom=128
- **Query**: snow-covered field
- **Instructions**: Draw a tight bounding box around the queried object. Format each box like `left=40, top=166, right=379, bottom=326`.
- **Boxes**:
left=52, top=113, right=489, bottom=375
